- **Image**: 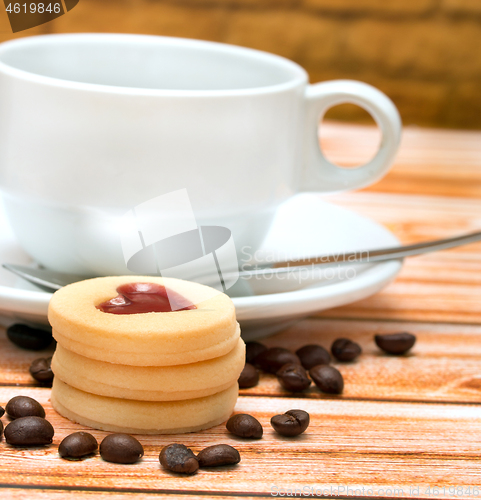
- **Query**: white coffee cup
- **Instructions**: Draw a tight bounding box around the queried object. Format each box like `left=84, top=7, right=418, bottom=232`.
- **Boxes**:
left=0, top=34, right=401, bottom=276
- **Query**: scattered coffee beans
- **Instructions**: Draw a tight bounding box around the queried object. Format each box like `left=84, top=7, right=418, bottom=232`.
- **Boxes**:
left=276, top=363, right=311, bottom=392
left=100, top=434, right=144, bottom=464
left=160, top=443, right=199, bottom=474
left=6, top=396, right=46, bottom=419
left=375, top=332, right=416, bottom=355
left=226, top=413, right=263, bottom=439
left=295, top=344, right=330, bottom=369
left=197, top=444, right=241, bottom=467
left=331, top=338, right=362, bottom=362
left=238, top=363, right=259, bottom=388
left=4, top=416, right=54, bottom=446
left=245, top=341, right=267, bottom=365
left=59, top=432, right=98, bottom=459
left=271, top=409, right=310, bottom=437
left=0, top=405, right=4, bottom=417
left=309, top=365, right=344, bottom=394
left=29, top=357, right=54, bottom=385
left=254, top=347, right=300, bottom=374
left=6, top=324, right=53, bottom=351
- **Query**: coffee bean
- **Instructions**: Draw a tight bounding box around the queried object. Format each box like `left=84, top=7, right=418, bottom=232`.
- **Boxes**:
left=29, top=357, right=54, bottom=385
left=271, top=409, right=310, bottom=437
left=226, top=414, right=263, bottom=439
left=197, top=444, right=241, bottom=467
left=6, top=396, right=46, bottom=419
left=276, top=363, right=311, bottom=392
left=254, top=347, right=300, bottom=373
left=0, top=419, right=3, bottom=439
left=295, top=344, right=330, bottom=369
left=100, top=434, right=143, bottom=464
left=245, top=341, right=267, bottom=365
left=238, top=363, right=259, bottom=388
left=6, top=324, right=53, bottom=351
left=59, top=432, right=98, bottom=459
left=309, top=365, right=344, bottom=394
left=331, top=338, right=362, bottom=362
left=4, top=416, right=54, bottom=446
left=0, top=405, right=4, bottom=418
left=160, top=443, right=199, bottom=474
left=375, top=332, right=416, bottom=355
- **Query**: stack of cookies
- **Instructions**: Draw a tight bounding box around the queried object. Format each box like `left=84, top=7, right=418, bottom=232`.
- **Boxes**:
left=49, top=276, right=244, bottom=434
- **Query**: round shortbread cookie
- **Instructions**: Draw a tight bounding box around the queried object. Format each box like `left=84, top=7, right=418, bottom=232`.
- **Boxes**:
left=51, top=338, right=245, bottom=401
left=51, top=324, right=240, bottom=366
left=51, top=378, right=238, bottom=434
left=48, top=276, right=239, bottom=366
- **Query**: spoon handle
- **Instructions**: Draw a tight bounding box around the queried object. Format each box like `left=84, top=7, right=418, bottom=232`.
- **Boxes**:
left=239, top=230, right=481, bottom=277
left=4, top=230, right=481, bottom=289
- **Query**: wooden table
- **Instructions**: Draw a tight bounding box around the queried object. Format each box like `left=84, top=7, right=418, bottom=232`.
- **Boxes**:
left=1, top=123, right=481, bottom=499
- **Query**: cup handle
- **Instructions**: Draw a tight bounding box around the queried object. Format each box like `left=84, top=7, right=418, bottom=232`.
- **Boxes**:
left=301, top=79, right=402, bottom=192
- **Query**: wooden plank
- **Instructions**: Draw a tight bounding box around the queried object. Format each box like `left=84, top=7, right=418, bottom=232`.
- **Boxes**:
left=2, top=317, right=481, bottom=497
left=0, top=490, right=261, bottom=500
left=328, top=191, right=481, bottom=245
left=0, top=332, right=55, bottom=387
left=4, top=319, right=481, bottom=405
left=243, top=318, right=481, bottom=404
left=321, top=123, right=481, bottom=198
left=0, top=124, right=480, bottom=499
left=0, top=387, right=481, bottom=498
left=319, top=254, right=481, bottom=323
left=319, top=191, right=481, bottom=324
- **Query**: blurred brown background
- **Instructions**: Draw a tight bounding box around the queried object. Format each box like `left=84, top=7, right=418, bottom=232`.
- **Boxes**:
left=2, top=0, right=481, bottom=129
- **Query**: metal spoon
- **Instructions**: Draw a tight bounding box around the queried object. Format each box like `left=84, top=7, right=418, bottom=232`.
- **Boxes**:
left=3, top=229, right=481, bottom=292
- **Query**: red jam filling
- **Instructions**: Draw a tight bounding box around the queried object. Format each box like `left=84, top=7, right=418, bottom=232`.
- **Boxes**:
left=96, top=282, right=196, bottom=314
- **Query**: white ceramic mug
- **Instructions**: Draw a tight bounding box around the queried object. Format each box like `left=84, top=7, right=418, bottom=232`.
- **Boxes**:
left=0, top=34, right=401, bottom=276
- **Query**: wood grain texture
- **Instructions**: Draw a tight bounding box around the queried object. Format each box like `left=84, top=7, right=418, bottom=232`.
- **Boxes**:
left=321, top=123, right=481, bottom=198
left=319, top=123, right=481, bottom=323
left=1, top=125, right=481, bottom=498
left=4, top=321, right=481, bottom=405
left=319, top=191, right=481, bottom=323
left=0, top=491, right=263, bottom=500
left=243, top=319, right=481, bottom=404
left=1, top=387, right=481, bottom=498
left=0, top=333, right=55, bottom=387
left=1, top=319, right=481, bottom=498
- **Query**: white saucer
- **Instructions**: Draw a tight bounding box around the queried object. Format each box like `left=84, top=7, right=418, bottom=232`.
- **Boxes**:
left=0, top=194, right=402, bottom=340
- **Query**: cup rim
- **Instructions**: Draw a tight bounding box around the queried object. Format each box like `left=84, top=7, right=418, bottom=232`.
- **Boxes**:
left=0, top=33, right=308, bottom=96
